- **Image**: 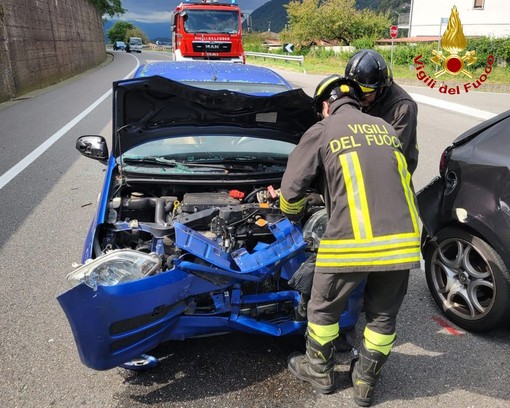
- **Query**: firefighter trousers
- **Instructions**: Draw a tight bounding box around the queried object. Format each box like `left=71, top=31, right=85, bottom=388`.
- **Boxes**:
left=307, top=269, right=410, bottom=336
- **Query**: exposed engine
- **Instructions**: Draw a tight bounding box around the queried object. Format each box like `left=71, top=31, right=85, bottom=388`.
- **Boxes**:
left=94, top=183, right=315, bottom=268
left=81, top=181, right=326, bottom=321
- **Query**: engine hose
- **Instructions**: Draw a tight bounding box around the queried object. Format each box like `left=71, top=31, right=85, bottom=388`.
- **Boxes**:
left=154, top=198, right=166, bottom=225
left=242, top=187, right=267, bottom=203
left=122, top=196, right=176, bottom=225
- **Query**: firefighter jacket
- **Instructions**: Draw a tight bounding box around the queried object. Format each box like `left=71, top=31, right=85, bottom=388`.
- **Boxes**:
left=364, top=82, right=419, bottom=174
left=280, top=97, right=421, bottom=273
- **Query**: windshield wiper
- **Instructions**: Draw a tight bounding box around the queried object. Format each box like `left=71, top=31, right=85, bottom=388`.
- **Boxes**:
left=122, top=157, right=180, bottom=166
left=121, top=157, right=256, bottom=173
left=122, top=157, right=229, bottom=169
left=184, top=156, right=287, bottom=165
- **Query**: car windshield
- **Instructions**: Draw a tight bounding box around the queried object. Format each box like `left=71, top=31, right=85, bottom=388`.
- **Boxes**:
left=119, top=135, right=294, bottom=175
left=184, top=10, right=239, bottom=34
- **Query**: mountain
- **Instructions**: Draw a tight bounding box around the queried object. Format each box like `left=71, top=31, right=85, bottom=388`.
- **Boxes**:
left=103, top=0, right=400, bottom=40
left=246, top=0, right=399, bottom=34
left=103, top=0, right=272, bottom=42
left=247, top=0, right=290, bottom=33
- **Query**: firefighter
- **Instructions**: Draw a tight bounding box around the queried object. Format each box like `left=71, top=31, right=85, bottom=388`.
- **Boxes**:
left=281, top=76, right=421, bottom=406
left=345, top=49, right=419, bottom=174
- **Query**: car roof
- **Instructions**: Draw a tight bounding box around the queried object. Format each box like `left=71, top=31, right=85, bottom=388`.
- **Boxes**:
left=133, top=61, right=292, bottom=91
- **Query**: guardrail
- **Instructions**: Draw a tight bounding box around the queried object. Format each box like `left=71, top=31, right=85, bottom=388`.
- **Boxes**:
left=146, top=45, right=173, bottom=51
left=245, top=51, right=305, bottom=66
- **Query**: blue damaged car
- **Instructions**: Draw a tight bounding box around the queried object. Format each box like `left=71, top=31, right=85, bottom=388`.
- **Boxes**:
left=57, top=62, right=364, bottom=371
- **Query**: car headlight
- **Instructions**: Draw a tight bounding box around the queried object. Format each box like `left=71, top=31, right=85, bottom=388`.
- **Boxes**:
left=67, top=250, right=161, bottom=290
left=302, top=208, right=328, bottom=250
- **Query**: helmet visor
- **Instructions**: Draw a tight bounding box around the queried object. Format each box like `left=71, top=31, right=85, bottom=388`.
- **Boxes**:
left=359, top=84, right=377, bottom=94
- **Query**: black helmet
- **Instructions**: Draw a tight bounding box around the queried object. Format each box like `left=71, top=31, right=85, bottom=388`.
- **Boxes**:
left=312, top=75, right=363, bottom=114
left=344, top=49, right=393, bottom=93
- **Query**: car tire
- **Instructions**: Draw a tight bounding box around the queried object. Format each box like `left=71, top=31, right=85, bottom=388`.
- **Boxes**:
left=423, top=227, right=510, bottom=332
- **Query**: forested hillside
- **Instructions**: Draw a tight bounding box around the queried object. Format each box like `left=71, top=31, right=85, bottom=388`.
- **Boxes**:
left=247, top=0, right=290, bottom=33
left=248, top=0, right=410, bottom=33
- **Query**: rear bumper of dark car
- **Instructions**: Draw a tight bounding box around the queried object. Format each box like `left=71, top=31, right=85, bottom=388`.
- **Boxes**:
left=417, top=176, right=445, bottom=238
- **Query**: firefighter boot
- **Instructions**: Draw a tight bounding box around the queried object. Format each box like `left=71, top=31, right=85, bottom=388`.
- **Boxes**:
left=288, top=336, right=336, bottom=394
left=349, top=342, right=389, bottom=407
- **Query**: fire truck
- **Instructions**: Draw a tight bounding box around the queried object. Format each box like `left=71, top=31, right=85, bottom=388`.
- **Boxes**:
left=171, top=0, right=246, bottom=63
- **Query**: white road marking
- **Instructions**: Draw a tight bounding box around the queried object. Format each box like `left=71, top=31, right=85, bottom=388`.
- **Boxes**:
left=409, top=93, right=497, bottom=121
left=0, top=62, right=139, bottom=191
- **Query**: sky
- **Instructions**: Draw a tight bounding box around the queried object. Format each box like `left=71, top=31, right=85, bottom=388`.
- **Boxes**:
left=119, top=0, right=270, bottom=23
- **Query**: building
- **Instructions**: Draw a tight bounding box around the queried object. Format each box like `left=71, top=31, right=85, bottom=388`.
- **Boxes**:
left=407, top=0, right=510, bottom=38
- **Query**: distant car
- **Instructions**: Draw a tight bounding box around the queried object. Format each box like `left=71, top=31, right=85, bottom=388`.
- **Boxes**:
left=126, top=37, right=143, bottom=53
left=113, top=41, right=126, bottom=51
left=419, top=110, right=510, bottom=332
left=57, top=62, right=364, bottom=371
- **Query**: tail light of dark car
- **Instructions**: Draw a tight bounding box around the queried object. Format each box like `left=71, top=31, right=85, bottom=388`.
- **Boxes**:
left=439, top=146, right=452, bottom=178
left=440, top=145, right=459, bottom=194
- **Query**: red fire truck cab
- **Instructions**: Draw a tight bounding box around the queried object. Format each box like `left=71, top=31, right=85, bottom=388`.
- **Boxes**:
left=172, top=0, right=246, bottom=64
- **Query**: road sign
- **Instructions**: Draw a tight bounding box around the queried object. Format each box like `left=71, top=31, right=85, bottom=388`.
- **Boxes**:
left=283, top=43, right=294, bottom=53
left=390, top=25, right=398, bottom=39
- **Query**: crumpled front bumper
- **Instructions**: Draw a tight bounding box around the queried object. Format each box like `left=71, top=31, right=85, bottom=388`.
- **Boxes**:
left=57, top=218, right=363, bottom=370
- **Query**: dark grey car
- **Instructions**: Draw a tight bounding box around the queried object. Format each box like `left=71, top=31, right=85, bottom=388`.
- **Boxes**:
left=418, top=110, right=510, bottom=332
left=113, top=41, right=126, bottom=51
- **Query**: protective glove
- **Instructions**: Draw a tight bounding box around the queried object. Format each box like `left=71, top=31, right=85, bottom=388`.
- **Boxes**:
left=288, top=253, right=317, bottom=297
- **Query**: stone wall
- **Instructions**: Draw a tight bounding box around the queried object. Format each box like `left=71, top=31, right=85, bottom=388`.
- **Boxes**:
left=0, top=0, right=106, bottom=103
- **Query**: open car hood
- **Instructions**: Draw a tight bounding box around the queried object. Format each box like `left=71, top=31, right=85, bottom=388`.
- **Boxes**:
left=112, top=75, right=318, bottom=157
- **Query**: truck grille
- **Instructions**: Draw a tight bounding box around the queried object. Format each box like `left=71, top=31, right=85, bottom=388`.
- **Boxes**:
left=192, top=42, right=232, bottom=53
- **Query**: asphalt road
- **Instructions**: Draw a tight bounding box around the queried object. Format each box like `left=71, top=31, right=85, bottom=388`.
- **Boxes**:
left=0, top=50, right=509, bottom=408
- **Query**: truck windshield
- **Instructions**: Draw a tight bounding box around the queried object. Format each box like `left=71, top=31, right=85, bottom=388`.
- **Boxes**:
left=130, top=38, right=142, bottom=45
left=184, top=10, right=239, bottom=34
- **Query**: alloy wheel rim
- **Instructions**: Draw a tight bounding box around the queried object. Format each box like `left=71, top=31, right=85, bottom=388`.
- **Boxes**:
left=431, top=237, right=495, bottom=321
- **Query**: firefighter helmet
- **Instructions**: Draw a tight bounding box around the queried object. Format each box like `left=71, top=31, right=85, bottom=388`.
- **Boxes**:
left=344, top=49, right=393, bottom=93
left=312, top=75, right=363, bottom=114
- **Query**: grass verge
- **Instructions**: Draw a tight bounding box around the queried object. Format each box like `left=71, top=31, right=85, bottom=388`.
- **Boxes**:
left=246, top=54, right=510, bottom=92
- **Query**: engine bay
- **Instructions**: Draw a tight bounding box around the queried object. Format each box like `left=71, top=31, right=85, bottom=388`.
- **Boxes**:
left=93, top=180, right=322, bottom=271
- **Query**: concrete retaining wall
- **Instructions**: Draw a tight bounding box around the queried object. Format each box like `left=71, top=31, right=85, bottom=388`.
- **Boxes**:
left=0, top=0, right=106, bottom=103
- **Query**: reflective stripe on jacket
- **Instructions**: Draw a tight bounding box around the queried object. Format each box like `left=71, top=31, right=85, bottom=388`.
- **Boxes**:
left=281, top=99, right=421, bottom=273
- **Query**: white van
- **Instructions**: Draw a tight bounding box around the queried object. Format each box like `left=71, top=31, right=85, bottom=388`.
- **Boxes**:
left=126, top=37, right=143, bottom=53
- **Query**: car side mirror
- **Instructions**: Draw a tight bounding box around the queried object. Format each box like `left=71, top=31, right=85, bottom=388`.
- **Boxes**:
left=76, top=135, right=108, bottom=163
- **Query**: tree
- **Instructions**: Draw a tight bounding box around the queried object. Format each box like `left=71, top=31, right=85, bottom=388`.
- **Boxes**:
left=281, top=0, right=323, bottom=45
left=348, top=8, right=391, bottom=41
left=281, top=0, right=390, bottom=46
left=89, top=0, right=125, bottom=17
left=107, top=21, right=134, bottom=43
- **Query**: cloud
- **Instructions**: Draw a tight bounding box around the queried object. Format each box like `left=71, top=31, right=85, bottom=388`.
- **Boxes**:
left=115, top=0, right=270, bottom=23
left=119, top=10, right=174, bottom=23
